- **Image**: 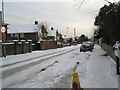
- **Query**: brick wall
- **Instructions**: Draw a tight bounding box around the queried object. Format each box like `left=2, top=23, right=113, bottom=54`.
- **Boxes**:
left=40, top=40, right=57, bottom=50
left=5, top=43, right=14, bottom=55
left=2, top=40, right=32, bottom=56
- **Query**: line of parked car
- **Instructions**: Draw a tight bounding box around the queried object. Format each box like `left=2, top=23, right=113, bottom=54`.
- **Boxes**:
left=80, top=41, right=94, bottom=52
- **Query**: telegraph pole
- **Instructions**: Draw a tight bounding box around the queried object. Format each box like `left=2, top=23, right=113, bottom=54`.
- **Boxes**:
left=0, top=12, right=2, bottom=57
left=2, top=0, right=4, bottom=24
left=2, top=0, right=6, bottom=57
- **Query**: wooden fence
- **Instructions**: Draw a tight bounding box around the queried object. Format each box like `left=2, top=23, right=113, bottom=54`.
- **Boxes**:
left=2, top=40, right=32, bottom=56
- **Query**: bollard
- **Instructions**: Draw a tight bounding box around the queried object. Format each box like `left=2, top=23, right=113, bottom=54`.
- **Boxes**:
left=72, top=73, right=83, bottom=90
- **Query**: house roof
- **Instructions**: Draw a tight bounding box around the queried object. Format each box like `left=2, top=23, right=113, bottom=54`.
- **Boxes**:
left=7, top=24, right=39, bottom=34
left=62, top=35, right=67, bottom=39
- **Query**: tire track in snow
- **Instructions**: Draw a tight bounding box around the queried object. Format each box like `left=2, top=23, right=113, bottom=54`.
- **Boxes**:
left=2, top=50, right=67, bottom=68
left=51, top=62, right=80, bottom=88
left=3, top=49, right=80, bottom=88
left=2, top=47, right=79, bottom=79
left=5, top=61, right=59, bottom=88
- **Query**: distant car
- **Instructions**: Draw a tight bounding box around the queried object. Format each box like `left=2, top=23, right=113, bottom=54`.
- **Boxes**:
left=70, top=41, right=77, bottom=46
left=63, top=43, right=71, bottom=47
left=57, top=43, right=63, bottom=48
left=80, top=42, right=93, bottom=52
left=87, top=41, right=94, bottom=49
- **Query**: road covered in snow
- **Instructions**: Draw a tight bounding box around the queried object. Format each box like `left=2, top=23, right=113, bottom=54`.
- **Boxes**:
left=0, top=44, right=118, bottom=88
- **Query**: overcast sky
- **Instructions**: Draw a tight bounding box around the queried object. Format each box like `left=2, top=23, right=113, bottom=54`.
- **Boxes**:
left=0, top=0, right=119, bottom=37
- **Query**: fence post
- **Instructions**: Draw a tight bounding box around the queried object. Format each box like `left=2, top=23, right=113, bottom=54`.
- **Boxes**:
left=21, top=40, right=25, bottom=54
left=13, top=40, right=18, bottom=55
left=116, top=56, right=120, bottom=75
left=28, top=40, right=32, bottom=53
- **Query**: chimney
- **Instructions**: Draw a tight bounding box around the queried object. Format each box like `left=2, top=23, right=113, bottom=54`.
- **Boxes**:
left=51, top=27, right=54, bottom=30
left=35, top=21, right=38, bottom=25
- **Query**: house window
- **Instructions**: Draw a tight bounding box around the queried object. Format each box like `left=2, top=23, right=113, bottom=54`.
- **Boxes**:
left=15, top=33, right=18, bottom=37
left=20, top=33, right=24, bottom=38
left=11, top=34, right=13, bottom=37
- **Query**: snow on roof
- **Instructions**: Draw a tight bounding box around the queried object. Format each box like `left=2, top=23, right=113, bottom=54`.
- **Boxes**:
left=62, top=35, right=69, bottom=39
left=7, top=24, right=39, bottom=34
left=47, top=29, right=56, bottom=37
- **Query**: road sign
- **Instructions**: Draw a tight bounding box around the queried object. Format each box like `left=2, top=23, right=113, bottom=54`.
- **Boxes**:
left=0, top=26, right=6, bottom=33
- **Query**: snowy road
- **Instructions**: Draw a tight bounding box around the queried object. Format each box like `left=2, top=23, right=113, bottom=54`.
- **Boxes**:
left=2, top=47, right=78, bottom=79
left=0, top=44, right=118, bottom=88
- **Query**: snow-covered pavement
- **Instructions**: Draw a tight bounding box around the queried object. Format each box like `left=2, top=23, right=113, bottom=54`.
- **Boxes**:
left=0, top=44, right=118, bottom=88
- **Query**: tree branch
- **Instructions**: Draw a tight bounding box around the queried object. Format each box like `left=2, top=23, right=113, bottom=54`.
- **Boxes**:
left=74, top=0, right=87, bottom=8
left=104, top=0, right=112, bottom=4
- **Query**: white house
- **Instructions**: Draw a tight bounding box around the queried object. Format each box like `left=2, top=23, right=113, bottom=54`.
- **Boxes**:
left=47, top=27, right=57, bottom=41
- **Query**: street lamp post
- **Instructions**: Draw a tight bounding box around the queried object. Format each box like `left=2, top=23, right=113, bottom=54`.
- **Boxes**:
left=73, top=28, right=76, bottom=41
left=74, top=28, right=76, bottom=38
left=67, top=27, right=69, bottom=38
left=0, top=12, right=2, bottom=57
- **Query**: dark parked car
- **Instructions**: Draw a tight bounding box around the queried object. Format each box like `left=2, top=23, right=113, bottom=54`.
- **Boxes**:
left=80, top=42, right=94, bottom=52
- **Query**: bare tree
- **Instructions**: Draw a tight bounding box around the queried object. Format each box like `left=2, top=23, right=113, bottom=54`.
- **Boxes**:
left=38, top=21, right=49, bottom=30
left=44, top=21, right=49, bottom=30
left=74, top=0, right=118, bottom=8
left=104, top=0, right=112, bottom=4
left=37, top=21, right=49, bottom=42
left=74, top=0, right=88, bottom=8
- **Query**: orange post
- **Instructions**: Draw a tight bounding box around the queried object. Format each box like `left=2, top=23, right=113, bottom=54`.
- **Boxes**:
left=72, top=73, right=83, bottom=90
